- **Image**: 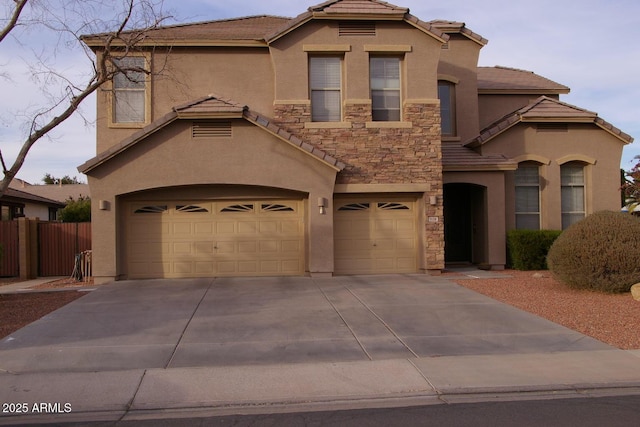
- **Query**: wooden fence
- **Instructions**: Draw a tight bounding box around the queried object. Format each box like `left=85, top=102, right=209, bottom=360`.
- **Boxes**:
left=38, top=222, right=91, bottom=276
left=0, top=219, right=91, bottom=279
left=0, top=221, right=19, bottom=277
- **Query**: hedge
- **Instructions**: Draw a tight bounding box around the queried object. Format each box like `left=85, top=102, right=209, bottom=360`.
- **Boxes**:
left=506, top=229, right=562, bottom=270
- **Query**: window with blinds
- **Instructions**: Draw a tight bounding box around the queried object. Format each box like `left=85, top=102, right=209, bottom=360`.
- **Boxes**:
left=561, top=163, right=586, bottom=229
left=112, top=56, right=147, bottom=124
left=515, top=163, right=541, bottom=230
left=370, top=57, right=401, bottom=121
left=309, top=57, right=342, bottom=122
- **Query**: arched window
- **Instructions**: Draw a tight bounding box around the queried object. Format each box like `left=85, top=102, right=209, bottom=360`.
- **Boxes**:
left=515, top=162, right=541, bottom=230
left=561, top=162, right=586, bottom=229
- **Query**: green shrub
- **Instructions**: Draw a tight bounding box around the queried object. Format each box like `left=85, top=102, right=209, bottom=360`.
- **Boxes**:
left=60, top=196, right=91, bottom=222
left=507, top=229, right=562, bottom=270
left=547, top=211, right=640, bottom=293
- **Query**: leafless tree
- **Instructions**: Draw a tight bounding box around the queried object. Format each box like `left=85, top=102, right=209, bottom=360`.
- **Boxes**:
left=0, top=0, right=171, bottom=196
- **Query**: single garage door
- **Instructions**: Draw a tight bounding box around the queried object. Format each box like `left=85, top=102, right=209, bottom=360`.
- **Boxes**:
left=126, top=200, right=304, bottom=279
left=334, top=197, right=418, bottom=274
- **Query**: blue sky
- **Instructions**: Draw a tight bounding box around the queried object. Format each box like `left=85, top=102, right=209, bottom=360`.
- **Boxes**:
left=1, top=0, right=638, bottom=184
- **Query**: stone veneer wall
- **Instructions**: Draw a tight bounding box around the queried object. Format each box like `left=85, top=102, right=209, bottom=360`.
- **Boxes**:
left=274, top=101, right=445, bottom=272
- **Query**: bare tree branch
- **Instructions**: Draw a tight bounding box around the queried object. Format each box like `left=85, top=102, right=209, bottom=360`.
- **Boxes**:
left=0, top=0, right=171, bottom=196
left=0, top=0, right=28, bottom=44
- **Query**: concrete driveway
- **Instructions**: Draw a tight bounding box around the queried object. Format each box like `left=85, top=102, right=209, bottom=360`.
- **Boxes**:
left=0, top=274, right=611, bottom=374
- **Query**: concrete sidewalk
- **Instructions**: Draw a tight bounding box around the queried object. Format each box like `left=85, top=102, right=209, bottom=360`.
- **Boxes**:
left=1, top=274, right=640, bottom=424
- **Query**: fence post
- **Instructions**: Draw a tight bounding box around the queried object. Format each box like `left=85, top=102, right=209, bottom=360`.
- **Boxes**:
left=18, top=218, right=38, bottom=280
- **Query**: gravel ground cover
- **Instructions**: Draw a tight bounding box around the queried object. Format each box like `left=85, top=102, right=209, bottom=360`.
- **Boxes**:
left=453, top=270, right=640, bottom=350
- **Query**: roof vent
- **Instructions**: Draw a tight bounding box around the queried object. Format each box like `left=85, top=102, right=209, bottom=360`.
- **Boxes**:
left=536, top=123, right=568, bottom=132
left=192, top=121, right=232, bottom=138
left=339, top=21, right=376, bottom=36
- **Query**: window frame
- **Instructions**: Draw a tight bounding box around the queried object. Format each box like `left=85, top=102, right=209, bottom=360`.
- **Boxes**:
left=309, top=56, right=343, bottom=122
left=370, top=56, right=401, bottom=122
left=108, top=53, right=151, bottom=128
left=561, top=162, right=586, bottom=229
left=438, top=80, right=457, bottom=137
left=514, top=162, right=541, bottom=230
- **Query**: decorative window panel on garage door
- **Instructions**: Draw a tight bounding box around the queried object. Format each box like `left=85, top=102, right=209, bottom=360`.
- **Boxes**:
left=126, top=200, right=304, bottom=279
left=334, top=198, right=418, bottom=274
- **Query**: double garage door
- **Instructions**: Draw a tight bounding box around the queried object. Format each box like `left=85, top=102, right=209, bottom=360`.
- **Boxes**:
left=126, top=200, right=305, bottom=279
left=334, top=197, right=418, bottom=275
left=125, top=197, right=419, bottom=278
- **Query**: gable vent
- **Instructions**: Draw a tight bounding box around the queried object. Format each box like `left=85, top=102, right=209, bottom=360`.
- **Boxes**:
left=339, top=21, right=376, bottom=36
left=536, top=123, right=568, bottom=132
left=192, top=121, right=232, bottom=138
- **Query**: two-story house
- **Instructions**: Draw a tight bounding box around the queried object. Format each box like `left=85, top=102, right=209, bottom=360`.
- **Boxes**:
left=78, top=0, right=632, bottom=283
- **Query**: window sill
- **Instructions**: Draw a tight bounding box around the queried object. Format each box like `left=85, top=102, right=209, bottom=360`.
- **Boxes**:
left=304, top=122, right=352, bottom=129
left=108, top=122, right=148, bottom=129
left=365, top=121, right=412, bottom=129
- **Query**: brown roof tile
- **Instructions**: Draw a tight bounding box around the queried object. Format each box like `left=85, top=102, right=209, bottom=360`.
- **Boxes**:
left=442, top=143, right=516, bottom=171
left=82, top=15, right=290, bottom=46
left=477, top=66, right=570, bottom=94
left=312, top=0, right=408, bottom=14
left=466, top=96, right=634, bottom=148
left=429, top=20, right=488, bottom=45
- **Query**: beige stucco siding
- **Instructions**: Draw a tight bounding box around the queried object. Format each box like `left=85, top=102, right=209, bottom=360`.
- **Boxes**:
left=481, top=123, right=624, bottom=230
left=95, top=48, right=275, bottom=153
left=270, top=21, right=442, bottom=102
left=87, top=119, right=339, bottom=282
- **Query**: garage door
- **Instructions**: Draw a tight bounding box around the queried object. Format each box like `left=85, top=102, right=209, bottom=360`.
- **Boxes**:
left=126, top=200, right=304, bottom=278
left=334, top=198, right=418, bottom=274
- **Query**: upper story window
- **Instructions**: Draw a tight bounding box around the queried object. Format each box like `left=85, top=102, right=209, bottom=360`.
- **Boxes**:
left=309, top=56, right=342, bottom=122
left=515, top=162, right=541, bottom=230
left=370, top=57, right=400, bottom=121
left=111, top=56, right=149, bottom=126
left=438, top=81, right=457, bottom=137
left=561, top=163, right=586, bottom=229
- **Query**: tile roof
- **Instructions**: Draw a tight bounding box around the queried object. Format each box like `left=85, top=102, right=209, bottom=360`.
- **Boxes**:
left=310, top=0, right=408, bottom=15
left=78, top=95, right=345, bottom=173
left=82, top=15, right=290, bottom=46
left=429, top=20, right=488, bottom=46
left=82, top=1, right=448, bottom=47
left=466, top=96, right=634, bottom=148
left=266, top=0, right=447, bottom=43
left=477, top=66, right=570, bottom=94
left=442, top=143, right=516, bottom=171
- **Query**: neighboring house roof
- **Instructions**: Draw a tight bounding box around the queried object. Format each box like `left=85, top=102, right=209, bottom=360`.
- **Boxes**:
left=1, top=187, right=65, bottom=208
left=78, top=95, right=346, bottom=174
left=466, top=96, right=634, bottom=148
left=441, top=143, right=516, bottom=171
left=477, top=66, right=570, bottom=94
left=429, top=20, right=488, bottom=46
left=9, top=181, right=90, bottom=203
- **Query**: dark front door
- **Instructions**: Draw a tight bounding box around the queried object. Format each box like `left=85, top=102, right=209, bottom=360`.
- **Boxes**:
left=444, top=183, right=487, bottom=264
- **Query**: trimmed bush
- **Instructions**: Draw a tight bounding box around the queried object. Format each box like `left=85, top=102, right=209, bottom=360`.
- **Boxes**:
left=507, top=229, right=562, bottom=270
left=547, top=211, right=640, bottom=293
